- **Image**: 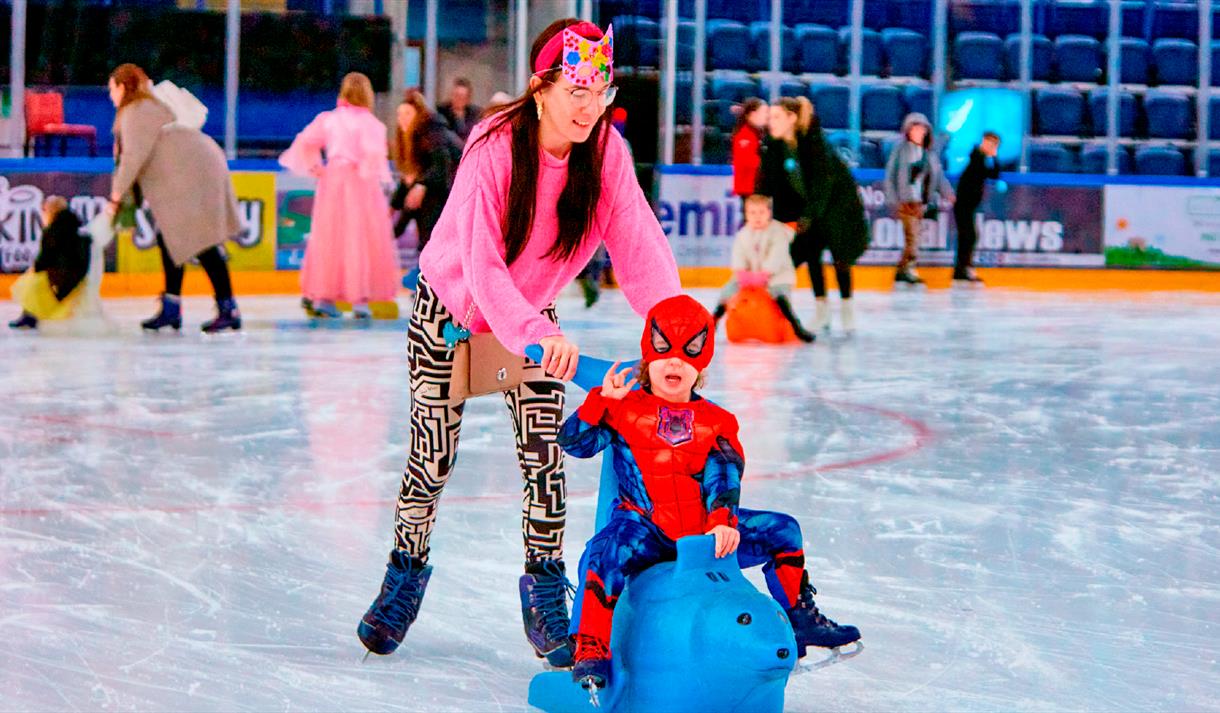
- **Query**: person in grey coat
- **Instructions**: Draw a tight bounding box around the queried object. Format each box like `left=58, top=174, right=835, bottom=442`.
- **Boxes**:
left=106, top=63, right=243, bottom=332
left=883, top=112, right=955, bottom=285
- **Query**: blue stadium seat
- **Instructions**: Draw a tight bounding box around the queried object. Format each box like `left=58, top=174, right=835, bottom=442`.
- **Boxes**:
left=1144, top=89, right=1192, bottom=139
left=1152, top=38, right=1198, bottom=86
left=795, top=24, right=839, bottom=74
left=1055, top=35, right=1103, bottom=82
left=858, top=139, right=883, bottom=168
left=881, top=135, right=901, bottom=161
left=1028, top=141, right=1079, bottom=173
left=702, top=127, right=732, bottom=164
left=1151, top=1, right=1199, bottom=41
left=703, top=99, right=736, bottom=133
left=611, top=16, right=659, bottom=68
left=904, top=85, right=933, bottom=119
left=950, top=0, right=1020, bottom=36
left=1212, top=41, right=1220, bottom=86
left=823, top=130, right=858, bottom=164
left=778, top=78, right=807, bottom=99
left=747, top=22, right=798, bottom=72
left=1118, top=38, right=1150, bottom=85
left=954, top=32, right=1006, bottom=80
left=674, top=77, right=693, bottom=124
left=882, top=28, right=928, bottom=77
left=890, top=0, right=934, bottom=35
left=706, top=20, right=751, bottom=71
left=1035, top=87, right=1086, bottom=135
left=676, top=20, right=697, bottom=70
left=1208, top=148, right=1220, bottom=177
left=787, top=0, right=848, bottom=27
left=1209, top=96, right=1220, bottom=140
left=861, top=84, right=904, bottom=131
left=838, top=27, right=883, bottom=75
left=811, top=84, right=849, bottom=129
left=1088, top=90, right=1137, bottom=137
left=1080, top=141, right=1133, bottom=174
left=706, top=0, right=757, bottom=23
left=1048, top=0, right=1107, bottom=39
left=1135, top=145, right=1187, bottom=175
left=709, top=72, right=760, bottom=105
left=1005, top=33, right=1053, bottom=81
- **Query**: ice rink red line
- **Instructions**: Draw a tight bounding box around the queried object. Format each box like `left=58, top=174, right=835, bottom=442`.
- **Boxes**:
left=0, top=401, right=933, bottom=519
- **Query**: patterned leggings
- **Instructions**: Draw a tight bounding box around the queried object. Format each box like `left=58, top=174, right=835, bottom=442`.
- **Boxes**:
left=393, top=277, right=567, bottom=564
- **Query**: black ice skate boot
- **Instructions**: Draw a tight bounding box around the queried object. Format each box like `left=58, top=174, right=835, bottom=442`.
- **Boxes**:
left=787, top=571, right=861, bottom=658
left=9, top=312, right=38, bottom=330
left=520, top=560, right=575, bottom=667
left=141, top=293, right=182, bottom=332
left=774, top=295, right=816, bottom=343
left=357, top=551, right=433, bottom=656
left=201, top=298, right=242, bottom=333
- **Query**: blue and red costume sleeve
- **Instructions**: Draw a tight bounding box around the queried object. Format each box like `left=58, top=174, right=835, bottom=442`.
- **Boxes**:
left=702, top=415, right=744, bottom=531
left=558, top=387, right=617, bottom=458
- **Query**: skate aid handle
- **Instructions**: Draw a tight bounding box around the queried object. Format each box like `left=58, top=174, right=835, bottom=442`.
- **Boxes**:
left=525, top=344, right=639, bottom=394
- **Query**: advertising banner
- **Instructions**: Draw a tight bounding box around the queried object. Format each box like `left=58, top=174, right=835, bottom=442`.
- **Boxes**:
left=275, top=174, right=420, bottom=272
left=1, top=170, right=276, bottom=274
left=117, top=171, right=277, bottom=273
left=0, top=173, right=114, bottom=274
left=655, top=168, right=1104, bottom=269
left=1104, top=185, right=1220, bottom=269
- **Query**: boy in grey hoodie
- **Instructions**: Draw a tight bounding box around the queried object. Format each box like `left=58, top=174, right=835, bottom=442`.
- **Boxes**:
left=883, top=113, right=955, bottom=285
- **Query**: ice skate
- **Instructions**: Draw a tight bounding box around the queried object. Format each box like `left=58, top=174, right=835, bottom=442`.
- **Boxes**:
left=357, top=551, right=433, bottom=656
left=520, top=560, right=576, bottom=667
left=141, top=293, right=182, bottom=332
left=201, top=298, right=241, bottom=333
left=787, top=572, right=862, bottom=669
left=572, top=634, right=612, bottom=707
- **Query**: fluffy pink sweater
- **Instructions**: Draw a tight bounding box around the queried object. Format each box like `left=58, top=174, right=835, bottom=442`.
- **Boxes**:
left=419, top=119, right=680, bottom=355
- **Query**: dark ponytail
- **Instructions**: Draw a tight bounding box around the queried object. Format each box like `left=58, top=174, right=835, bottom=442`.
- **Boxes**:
left=464, top=18, right=613, bottom=266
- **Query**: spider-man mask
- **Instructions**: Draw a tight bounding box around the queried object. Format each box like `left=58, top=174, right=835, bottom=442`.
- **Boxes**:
left=640, top=295, right=715, bottom=372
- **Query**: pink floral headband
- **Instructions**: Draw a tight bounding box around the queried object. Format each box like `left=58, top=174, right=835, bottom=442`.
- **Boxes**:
left=534, top=23, right=614, bottom=87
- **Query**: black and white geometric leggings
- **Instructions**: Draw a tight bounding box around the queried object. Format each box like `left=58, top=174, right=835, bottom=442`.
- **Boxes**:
left=394, top=276, right=567, bottom=564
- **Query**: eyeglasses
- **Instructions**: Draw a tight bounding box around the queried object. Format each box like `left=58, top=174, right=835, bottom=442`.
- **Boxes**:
left=560, top=84, right=618, bottom=109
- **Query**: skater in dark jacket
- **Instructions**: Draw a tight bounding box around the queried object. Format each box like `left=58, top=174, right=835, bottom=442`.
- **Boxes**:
left=391, top=88, right=459, bottom=252
left=9, top=196, right=89, bottom=329
left=952, top=132, right=1001, bottom=283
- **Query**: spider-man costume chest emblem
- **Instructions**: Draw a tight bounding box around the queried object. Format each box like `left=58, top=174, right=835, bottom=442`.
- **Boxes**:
left=657, top=406, right=694, bottom=446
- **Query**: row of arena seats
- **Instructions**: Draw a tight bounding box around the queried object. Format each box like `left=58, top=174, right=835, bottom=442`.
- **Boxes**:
left=613, top=15, right=1220, bottom=85
left=599, top=0, right=1216, bottom=40
left=1032, top=86, right=1220, bottom=139
left=695, top=126, right=1205, bottom=175
left=1028, top=140, right=1211, bottom=174
left=43, top=87, right=335, bottom=155
left=683, top=73, right=931, bottom=133
left=955, top=33, right=1220, bottom=84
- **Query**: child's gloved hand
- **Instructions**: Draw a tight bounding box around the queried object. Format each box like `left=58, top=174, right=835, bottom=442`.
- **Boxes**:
left=600, top=361, right=638, bottom=400
left=708, top=524, right=740, bottom=558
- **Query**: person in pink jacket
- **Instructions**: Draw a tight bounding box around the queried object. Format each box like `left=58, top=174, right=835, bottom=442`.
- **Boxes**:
left=279, top=72, right=399, bottom=319
left=356, top=19, right=681, bottom=667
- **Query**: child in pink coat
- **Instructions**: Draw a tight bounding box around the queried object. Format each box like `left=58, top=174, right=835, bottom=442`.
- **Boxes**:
left=280, top=72, right=399, bottom=318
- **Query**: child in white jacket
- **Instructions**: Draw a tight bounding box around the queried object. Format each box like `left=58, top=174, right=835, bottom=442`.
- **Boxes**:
left=712, top=194, right=815, bottom=342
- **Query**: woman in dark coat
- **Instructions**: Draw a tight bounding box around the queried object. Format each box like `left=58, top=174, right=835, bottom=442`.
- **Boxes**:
left=391, top=88, right=459, bottom=252
left=756, top=96, right=869, bottom=335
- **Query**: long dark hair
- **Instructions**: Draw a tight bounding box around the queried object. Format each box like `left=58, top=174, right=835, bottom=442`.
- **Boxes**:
left=734, top=97, right=767, bottom=134
left=392, top=88, right=431, bottom=176
left=465, top=18, right=613, bottom=266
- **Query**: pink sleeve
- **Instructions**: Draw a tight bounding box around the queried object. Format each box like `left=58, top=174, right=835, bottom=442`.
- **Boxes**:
left=278, top=113, right=328, bottom=176
left=458, top=137, right=563, bottom=355
left=598, top=130, right=681, bottom=317
left=359, top=115, right=393, bottom=185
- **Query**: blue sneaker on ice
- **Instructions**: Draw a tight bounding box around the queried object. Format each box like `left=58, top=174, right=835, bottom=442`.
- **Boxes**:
left=358, top=551, right=433, bottom=656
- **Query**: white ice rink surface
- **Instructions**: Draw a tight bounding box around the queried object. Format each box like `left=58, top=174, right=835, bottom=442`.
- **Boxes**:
left=1, top=288, right=1218, bottom=712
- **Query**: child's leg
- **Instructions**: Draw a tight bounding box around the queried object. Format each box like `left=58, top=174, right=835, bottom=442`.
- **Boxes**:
left=734, top=507, right=806, bottom=608
left=771, top=286, right=815, bottom=343
left=575, top=511, right=674, bottom=662
left=713, top=276, right=739, bottom=320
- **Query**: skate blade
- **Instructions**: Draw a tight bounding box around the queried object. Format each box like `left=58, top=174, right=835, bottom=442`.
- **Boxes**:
left=361, top=650, right=371, bottom=664
left=800, top=640, right=864, bottom=672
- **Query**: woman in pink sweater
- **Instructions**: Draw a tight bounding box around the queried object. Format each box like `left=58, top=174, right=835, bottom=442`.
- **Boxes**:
left=357, top=19, right=680, bottom=666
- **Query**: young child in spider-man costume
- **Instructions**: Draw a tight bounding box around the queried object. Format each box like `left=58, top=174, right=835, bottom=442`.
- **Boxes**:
left=558, top=294, right=861, bottom=691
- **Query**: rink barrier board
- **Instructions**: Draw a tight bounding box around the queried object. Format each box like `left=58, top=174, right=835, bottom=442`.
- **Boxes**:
left=3, top=266, right=1220, bottom=301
